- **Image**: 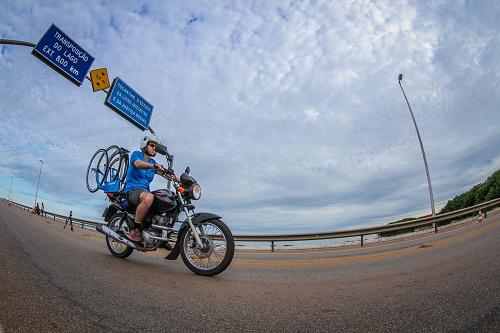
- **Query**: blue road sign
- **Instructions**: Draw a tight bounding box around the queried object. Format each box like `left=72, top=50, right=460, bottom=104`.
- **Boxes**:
left=32, top=24, right=95, bottom=86
left=105, top=77, right=154, bottom=130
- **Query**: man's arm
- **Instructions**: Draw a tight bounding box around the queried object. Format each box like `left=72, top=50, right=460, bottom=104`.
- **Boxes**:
left=133, top=160, right=165, bottom=173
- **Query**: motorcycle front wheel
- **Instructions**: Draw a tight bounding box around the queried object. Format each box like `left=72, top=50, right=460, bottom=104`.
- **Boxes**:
left=179, top=219, right=234, bottom=276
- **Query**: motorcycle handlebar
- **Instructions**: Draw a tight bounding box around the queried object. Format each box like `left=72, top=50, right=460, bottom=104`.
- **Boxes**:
left=158, top=170, right=177, bottom=182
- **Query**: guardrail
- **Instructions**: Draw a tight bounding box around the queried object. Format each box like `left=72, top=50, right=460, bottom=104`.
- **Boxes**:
left=2, top=197, right=499, bottom=251
left=0, top=198, right=103, bottom=230
left=235, top=198, right=500, bottom=250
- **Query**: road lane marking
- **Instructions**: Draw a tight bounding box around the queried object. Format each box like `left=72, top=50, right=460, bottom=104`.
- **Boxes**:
left=233, top=218, right=500, bottom=267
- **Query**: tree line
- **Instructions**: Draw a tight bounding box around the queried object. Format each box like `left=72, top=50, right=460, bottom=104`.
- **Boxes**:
left=439, top=169, right=500, bottom=213
left=379, top=168, right=500, bottom=237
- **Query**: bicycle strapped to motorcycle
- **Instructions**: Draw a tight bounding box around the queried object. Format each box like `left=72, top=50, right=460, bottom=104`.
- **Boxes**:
left=86, top=144, right=234, bottom=276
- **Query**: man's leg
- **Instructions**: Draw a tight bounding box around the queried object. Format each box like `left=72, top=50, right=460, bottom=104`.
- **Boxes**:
left=135, top=192, right=154, bottom=225
left=126, top=189, right=153, bottom=242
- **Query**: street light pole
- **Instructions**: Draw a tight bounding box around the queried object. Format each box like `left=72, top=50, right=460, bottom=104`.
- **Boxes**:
left=34, top=160, right=43, bottom=207
left=398, top=74, right=436, bottom=219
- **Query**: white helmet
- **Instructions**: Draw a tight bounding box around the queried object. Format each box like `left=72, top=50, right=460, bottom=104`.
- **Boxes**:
left=140, top=134, right=161, bottom=152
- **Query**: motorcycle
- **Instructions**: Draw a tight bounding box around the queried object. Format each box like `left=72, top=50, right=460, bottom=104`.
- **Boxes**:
left=95, top=146, right=234, bottom=276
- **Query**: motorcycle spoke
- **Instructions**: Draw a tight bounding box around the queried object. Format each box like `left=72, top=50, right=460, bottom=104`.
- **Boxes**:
left=182, top=220, right=232, bottom=272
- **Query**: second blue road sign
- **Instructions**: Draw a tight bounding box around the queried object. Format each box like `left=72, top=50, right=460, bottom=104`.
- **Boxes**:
left=105, top=77, right=154, bottom=130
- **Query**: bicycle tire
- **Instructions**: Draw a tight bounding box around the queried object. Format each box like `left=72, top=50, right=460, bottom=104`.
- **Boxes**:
left=108, top=146, right=129, bottom=181
left=86, top=149, right=109, bottom=193
left=119, top=153, right=129, bottom=185
left=106, top=146, right=121, bottom=179
left=107, top=155, right=128, bottom=190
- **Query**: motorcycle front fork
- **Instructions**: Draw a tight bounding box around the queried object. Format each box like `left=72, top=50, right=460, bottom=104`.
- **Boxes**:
left=178, top=192, right=203, bottom=249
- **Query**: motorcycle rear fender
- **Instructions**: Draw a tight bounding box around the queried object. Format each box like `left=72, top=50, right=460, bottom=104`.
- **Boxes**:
left=166, top=213, right=222, bottom=261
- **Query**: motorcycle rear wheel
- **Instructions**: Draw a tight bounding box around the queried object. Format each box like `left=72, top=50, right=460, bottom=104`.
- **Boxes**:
left=179, top=219, right=234, bottom=276
left=106, top=213, right=134, bottom=258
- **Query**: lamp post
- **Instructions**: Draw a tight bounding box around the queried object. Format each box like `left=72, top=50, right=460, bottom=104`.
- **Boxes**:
left=8, top=176, right=15, bottom=202
left=8, top=176, right=22, bottom=205
left=34, top=160, right=43, bottom=207
left=8, top=176, right=22, bottom=200
left=398, top=74, right=436, bottom=221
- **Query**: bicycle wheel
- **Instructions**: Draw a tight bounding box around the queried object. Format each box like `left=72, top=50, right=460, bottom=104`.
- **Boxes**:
left=107, top=155, right=128, bottom=191
left=86, top=149, right=109, bottom=193
left=106, top=146, right=120, bottom=178
left=108, top=149, right=129, bottom=183
left=108, top=146, right=128, bottom=180
left=106, top=145, right=121, bottom=156
left=119, top=152, right=129, bottom=184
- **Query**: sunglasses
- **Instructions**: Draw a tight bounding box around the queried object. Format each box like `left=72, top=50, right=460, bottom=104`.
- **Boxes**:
left=148, top=143, right=157, bottom=149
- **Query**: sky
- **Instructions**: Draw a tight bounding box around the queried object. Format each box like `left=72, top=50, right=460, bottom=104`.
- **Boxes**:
left=0, top=0, right=499, bottom=234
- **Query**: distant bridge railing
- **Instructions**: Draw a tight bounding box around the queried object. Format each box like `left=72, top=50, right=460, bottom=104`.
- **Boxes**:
left=2, top=197, right=499, bottom=251
left=1, top=198, right=102, bottom=229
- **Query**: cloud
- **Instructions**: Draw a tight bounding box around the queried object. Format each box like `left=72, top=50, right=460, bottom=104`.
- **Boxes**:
left=0, top=0, right=499, bottom=233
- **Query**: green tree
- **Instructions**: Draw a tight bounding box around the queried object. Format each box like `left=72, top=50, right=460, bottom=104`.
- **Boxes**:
left=440, top=169, right=500, bottom=214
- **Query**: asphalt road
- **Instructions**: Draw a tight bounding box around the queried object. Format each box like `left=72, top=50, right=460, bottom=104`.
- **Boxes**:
left=0, top=202, right=499, bottom=332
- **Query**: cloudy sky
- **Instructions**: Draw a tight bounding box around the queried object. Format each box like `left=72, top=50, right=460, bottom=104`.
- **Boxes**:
left=1, top=1, right=499, bottom=234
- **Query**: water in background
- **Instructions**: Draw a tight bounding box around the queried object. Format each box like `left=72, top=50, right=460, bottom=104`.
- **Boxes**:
left=235, top=234, right=378, bottom=250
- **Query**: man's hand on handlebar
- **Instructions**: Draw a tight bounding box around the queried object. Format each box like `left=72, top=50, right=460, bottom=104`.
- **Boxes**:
left=158, top=167, right=180, bottom=182
left=154, top=163, right=166, bottom=174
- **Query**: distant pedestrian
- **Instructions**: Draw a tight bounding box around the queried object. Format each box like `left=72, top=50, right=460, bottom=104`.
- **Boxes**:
left=478, top=210, right=484, bottom=223
left=64, top=210, right=74, bottom=231
left=41, top=202, right=45, bottom=217
left=35, top=203, right=40, bottom=215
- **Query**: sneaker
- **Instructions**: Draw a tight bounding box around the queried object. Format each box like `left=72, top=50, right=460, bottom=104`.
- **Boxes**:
left=128, top=229, right=141, bottom=242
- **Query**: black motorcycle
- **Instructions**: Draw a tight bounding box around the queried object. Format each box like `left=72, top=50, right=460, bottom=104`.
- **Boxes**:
left=95, top=147, right=234, bottom=276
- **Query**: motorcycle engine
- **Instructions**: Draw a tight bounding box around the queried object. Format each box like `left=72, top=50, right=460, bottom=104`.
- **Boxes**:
left=141, top=228, right=160, bottom=247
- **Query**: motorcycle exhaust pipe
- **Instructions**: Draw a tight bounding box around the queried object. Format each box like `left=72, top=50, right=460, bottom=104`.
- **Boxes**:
left=96, top=224, right=138, bottom=249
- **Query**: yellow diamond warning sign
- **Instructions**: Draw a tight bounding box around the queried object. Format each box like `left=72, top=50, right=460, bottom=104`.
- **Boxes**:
left=90, top=68, right=110, bottom=92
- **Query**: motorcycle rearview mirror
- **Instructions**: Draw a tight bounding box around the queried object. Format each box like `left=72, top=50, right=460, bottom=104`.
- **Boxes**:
left=185, top=166, right=190, bottom=174
left=155, top=143, right=169, bottom=156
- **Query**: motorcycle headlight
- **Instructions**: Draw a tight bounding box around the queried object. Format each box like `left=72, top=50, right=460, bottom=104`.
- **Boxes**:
left=191, top=184, right=202, bottom=200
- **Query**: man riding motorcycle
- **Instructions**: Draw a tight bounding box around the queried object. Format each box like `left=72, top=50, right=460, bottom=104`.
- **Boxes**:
left=122, top=134, right=173, bottom=242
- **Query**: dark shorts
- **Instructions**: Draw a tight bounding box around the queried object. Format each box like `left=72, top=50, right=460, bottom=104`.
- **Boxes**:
left=127, top=188, right=147, bottom=206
